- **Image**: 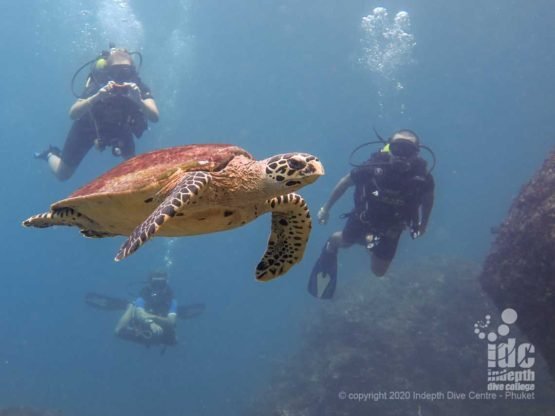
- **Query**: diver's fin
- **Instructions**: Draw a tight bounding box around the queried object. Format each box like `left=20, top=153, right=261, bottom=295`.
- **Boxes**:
left=84, top=292, right=129, bottom=311
left=177, top=303, right=206, bottom=319
left=307, top=245, right=337, bottom=299
left=85, top=292, right=206, bottom=320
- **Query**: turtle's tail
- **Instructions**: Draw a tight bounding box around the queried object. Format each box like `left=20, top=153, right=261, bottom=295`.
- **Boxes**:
left=22, top=207, right=96, bottom=229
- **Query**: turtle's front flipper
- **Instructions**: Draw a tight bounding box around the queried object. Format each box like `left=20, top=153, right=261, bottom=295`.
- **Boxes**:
left=256, top=193, right=312, bottom=281
left=115, top=171, right=212, bottom=261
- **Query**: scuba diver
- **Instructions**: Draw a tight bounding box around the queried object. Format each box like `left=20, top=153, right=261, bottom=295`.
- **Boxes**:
left=35, top=44, right=160, bottom=181
left=308, top=129, right=435, bottom=299
left=114, top=272, right=178, bottom=347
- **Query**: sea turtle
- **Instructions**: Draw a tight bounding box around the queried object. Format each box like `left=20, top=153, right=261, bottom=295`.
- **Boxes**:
left=23, top=144, right=324, bottom=281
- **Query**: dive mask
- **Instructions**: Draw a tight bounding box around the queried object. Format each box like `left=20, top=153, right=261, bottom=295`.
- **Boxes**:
left=107, top=64, right=136, bottom=83
left=150, top=278, right=167, bottom=290
left=389, top=139, right=419, bottom=158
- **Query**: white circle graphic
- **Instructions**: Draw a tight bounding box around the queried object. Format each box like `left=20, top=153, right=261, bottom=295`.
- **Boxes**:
left=501, top=308, right=518, bottom=325
left=498, top=324, right=510, bottom=336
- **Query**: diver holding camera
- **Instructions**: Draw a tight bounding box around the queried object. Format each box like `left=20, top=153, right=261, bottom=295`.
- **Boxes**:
left=90, top=80, right=147, bottom=157
left=35, top=45, right=159, bottom=181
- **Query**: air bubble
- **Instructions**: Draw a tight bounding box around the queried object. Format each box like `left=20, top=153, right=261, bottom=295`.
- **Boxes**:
left=360, top=7, right=415, bottom=79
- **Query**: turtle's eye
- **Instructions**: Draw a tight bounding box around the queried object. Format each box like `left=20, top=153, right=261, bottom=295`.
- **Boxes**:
left=287, top=158, right=306, bottom=170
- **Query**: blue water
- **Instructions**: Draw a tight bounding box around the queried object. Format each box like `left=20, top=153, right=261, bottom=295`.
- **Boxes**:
left=1, top=1, right=554, bottom=415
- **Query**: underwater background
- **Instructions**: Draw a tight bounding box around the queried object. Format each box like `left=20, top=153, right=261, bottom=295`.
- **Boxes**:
left=1, top=0, right=555, bottom=415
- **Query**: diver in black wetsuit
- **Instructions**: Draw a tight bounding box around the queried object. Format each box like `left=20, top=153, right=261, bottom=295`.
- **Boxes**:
left=308, top=129, right=435, bottom=299
left=35, top=46, right=159, bottom=181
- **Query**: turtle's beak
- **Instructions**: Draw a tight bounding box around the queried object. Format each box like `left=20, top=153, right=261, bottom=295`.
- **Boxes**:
left=305, top=158, right=324, bottom=176
left=301, top=158, right=325, bottom=183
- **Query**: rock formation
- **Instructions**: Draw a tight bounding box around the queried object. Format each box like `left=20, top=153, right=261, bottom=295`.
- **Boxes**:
left=480, top=149, right=555, bottom=376
left=247, top=258, right=555, bottom=415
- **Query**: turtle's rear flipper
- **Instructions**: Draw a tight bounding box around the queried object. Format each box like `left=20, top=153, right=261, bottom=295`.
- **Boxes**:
left=81, top=230, right=116, bottom=238
left=256, top=193, right=312, bottom=281
left=307, top=243, right=338, bottom=299
left=115, top=171, right=212, bottom=261
left=22, top=207, right=96, bottom=229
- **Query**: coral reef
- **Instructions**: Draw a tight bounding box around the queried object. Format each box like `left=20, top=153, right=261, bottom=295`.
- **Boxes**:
left=480, top=149, right=555, bottom=376
left=247, top=258, right=555, bottom=415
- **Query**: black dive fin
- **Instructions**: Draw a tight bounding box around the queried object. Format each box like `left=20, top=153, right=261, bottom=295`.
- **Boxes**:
left=307, top=246, right=338, bottom=299
left=85, top=292, right=129, bottom=311
left=84, top=292, right=205, bottom=320
left=177, top=303, right=206, bottom=319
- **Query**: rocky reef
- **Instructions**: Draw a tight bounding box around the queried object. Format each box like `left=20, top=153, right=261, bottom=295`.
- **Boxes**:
left=480, top=149, right=555, bottom=376
left=247, top=258, right=555, bottom=415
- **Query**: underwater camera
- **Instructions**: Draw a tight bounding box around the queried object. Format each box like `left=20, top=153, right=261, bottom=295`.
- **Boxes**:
left=111, top=83, right=130, bottom=95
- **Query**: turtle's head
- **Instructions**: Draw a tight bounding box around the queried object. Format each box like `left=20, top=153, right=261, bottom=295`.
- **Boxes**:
left=263, top=153, right=324, bottom=191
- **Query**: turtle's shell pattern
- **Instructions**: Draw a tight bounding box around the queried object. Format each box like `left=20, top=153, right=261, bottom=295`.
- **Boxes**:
left=70, top=144, right=252, bottom=199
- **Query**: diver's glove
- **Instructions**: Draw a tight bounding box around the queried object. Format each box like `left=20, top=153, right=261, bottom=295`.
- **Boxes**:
left=148, top=321, right=163, bottom=336
left=317, top=206, right=329, bottom=225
